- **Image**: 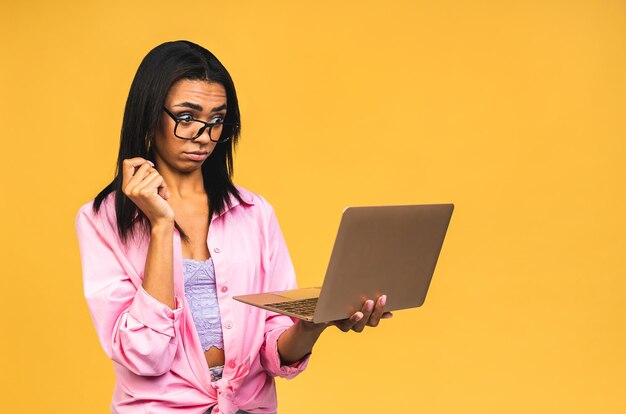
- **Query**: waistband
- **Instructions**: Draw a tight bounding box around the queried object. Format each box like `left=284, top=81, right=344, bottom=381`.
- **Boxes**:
left=209, top=364, right=224, bottom=382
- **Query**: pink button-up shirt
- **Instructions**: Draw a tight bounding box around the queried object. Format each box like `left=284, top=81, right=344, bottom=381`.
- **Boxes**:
left=75, top=187, right=310, bottom=414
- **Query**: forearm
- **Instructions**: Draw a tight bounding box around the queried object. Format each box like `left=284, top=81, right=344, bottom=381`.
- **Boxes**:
left=277, top=320, right=326, bottom=365
left=142, top=221, right=175, bottom=309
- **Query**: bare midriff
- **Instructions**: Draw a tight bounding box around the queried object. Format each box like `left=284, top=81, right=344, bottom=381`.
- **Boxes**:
left=205, top=346, right=226, bottom=368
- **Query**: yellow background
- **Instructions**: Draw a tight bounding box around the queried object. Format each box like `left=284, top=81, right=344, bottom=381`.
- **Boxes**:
left=1, top=0, right=624, bottom=412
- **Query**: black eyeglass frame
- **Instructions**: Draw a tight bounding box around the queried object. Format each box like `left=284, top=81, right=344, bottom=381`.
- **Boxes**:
left=162, top=106, right=239, bottom=143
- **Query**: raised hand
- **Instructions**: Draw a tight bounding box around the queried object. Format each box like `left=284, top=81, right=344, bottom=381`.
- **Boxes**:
left=122, top=157, right=174, bottom=226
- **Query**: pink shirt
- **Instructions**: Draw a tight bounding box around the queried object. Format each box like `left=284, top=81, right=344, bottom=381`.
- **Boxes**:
left=75, top=187, right=310, bottom=414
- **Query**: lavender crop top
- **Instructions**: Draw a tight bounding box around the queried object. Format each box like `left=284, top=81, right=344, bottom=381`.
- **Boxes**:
left=182, top=257, right=224, bottom=351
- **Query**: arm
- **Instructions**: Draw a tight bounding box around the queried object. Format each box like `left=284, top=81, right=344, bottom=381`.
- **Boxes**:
left=257, top=200, right=312, bottom=378
left=76, top=205, right=181, bottom=376
left=142, top=222, right=175, bottom=309
left=277, top=296, right=393, bottom=365
left=123, top=157, right=177, bottom=309
left=256, top=197, right=394, bottom=375
left=276, top=320, right=325, bottom=365
left=77, top=157, right=179, bottom=376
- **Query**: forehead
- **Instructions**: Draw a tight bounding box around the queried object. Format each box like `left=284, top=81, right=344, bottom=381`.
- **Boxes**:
left=165, top=79, right=227, bottom=106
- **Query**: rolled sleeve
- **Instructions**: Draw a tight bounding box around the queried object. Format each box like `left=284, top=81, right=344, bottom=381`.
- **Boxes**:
left=128, top=286, right=183, bottom=338
left=261, top=325, right=311, bottom=379
left=76, top=202, right=182, bottom=377
left=257, top=198, right=313, bottom=379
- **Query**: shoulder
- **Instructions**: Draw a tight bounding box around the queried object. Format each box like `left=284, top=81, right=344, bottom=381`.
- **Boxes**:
left=76, top=191, right=116, bottom=219
left=234, top=185, right=274, bottom=214
left=75, top=192, right=118, bottom=236
left=230, top=185, right=282, bottom=233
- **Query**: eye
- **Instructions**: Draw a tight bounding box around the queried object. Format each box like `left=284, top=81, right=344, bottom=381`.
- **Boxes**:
left=177, top=113, right=194, bottom=123
left=209, top=115, right=224, bottom=125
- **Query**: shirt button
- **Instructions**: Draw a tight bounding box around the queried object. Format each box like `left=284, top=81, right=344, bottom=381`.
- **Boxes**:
left=224, top=321, right=233, bottom=329
left=228, top=360, right=236, bottom=369
left=221, top=286, right=228, bottom=293
left=214, top=247, right=221, bottom=253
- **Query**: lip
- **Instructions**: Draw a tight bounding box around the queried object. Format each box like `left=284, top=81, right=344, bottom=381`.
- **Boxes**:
left=184, top=151, right=209, bottom=161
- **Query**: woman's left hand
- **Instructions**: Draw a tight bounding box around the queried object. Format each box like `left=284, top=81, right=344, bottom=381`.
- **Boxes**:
left=278, top=295, right=393, bottom=365
left=332, top=295, right=393, bottom=333
left=302, top=295, right=394, bottom=334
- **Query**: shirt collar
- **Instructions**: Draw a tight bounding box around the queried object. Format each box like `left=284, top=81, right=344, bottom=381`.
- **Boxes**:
left=212, top=187, right=255, bottom=220
left=104, top=186, right=254, bottom=221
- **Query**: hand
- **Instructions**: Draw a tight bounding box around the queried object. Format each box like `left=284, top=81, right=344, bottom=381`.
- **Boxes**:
left=277, top=295, right=394, bottom=365
left=122, top=157, right=174, bottom=226
left=302, top=295, right=394, bottom=334
left=332, top=295, right=393, bottom=333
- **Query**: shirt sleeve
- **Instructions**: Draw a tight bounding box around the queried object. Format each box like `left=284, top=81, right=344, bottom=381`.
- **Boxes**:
left=258, top=200, right=311, bottom=379
left=75, top=203, right=183, bottom=377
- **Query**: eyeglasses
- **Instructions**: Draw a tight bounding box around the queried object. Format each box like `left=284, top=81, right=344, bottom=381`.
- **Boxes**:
left=162, top=107, right=239, bottom=143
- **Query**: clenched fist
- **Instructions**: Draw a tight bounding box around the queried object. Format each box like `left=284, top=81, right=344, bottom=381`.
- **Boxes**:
left=122, top=157, right=174, bottom=226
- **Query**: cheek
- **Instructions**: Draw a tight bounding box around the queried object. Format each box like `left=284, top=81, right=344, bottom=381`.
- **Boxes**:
left=153, top=128, right=177, bottom=156
left=159, top=137, right=183, bottom=156
left=155, top=118, right=175, bottom=142
left=207, top=142, right=220, bottom=156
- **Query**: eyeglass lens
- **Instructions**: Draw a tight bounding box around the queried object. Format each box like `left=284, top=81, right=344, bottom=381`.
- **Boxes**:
left=176, top=120, right=235, bottom=141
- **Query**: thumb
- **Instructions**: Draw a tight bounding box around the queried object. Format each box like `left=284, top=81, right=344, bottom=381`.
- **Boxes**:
left=157, top=182, right=170, bottom=200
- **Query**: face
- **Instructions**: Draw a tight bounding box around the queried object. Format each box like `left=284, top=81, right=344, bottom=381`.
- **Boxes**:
left=153, top=79, right=228, bottom=173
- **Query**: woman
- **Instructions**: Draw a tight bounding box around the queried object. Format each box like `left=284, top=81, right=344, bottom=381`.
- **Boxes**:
left=75, top=40, right=392, bottom=414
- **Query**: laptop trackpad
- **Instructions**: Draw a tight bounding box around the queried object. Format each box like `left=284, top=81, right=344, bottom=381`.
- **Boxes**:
left=275, top=287, right=321, bottom=300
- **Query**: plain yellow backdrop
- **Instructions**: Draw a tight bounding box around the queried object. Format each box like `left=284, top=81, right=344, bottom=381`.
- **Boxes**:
left=0, top=0, right=624, bottom=413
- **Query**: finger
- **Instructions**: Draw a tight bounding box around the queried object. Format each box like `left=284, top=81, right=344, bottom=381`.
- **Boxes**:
left=381, top=312, right=393, bottom=319
left=124, top=161, right=153, bottom=190
left=157, top=181, right=170, bottom=200
left=147, top=175, right=169, bottom=201
left=333, top=320, right=352, bottom=333
left=367, top=295, right=387, bottom=327
left=351, top=300, right=374, bottom=333
left=122, top=158, right=151, bottom=189
left=125, top=164, right=157, bottom=195
left=123, top=159, right=155, bottom=190
left=135, top=171, right=169, bottom=201
left=331, top=313, right=363, bottom=332
left=134, top=171, right=163, bottom=195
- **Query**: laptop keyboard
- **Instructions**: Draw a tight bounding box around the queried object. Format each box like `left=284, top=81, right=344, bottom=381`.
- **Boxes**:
left=264, top=297, right=319, bottom=318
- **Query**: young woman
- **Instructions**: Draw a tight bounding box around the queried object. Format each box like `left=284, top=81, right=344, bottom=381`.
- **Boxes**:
left=75, top=40, right=392, bottom=414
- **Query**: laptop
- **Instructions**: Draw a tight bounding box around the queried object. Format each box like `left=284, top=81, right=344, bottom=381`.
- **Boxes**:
left=233, top=203, right=454, bottom=323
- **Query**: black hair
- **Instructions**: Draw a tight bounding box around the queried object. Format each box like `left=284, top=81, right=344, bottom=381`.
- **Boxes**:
left=92, top=40, right=244, bottom=244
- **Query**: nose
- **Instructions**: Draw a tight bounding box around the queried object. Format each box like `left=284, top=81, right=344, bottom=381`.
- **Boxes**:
left=193, top=126, right=213, bottom=144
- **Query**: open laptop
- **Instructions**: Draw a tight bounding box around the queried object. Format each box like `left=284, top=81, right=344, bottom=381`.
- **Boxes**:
left=233, top=203, right=454, bottom=323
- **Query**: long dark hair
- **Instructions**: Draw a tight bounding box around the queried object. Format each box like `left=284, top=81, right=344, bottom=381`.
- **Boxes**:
left=92, top=40, right=244, bottom=244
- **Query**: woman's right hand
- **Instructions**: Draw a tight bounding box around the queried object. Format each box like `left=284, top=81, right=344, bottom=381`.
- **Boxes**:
left=122, top=157, right=174, bottom=226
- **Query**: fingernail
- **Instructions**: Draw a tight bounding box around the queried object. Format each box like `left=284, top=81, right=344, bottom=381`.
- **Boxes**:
left=366, top=300, right=374, bottom=312
left=147, top=160, right=155, bottom=167
left=380, top=295, right=387, bottom=307
left=353, top=312, right=363, bottom=322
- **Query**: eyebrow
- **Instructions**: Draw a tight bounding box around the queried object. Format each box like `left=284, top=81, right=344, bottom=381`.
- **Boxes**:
left=173, top=102, right=227, bottom=113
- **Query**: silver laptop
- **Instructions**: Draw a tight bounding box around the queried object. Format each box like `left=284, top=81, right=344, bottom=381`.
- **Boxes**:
left=233, top=203, right=454, bottom=323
